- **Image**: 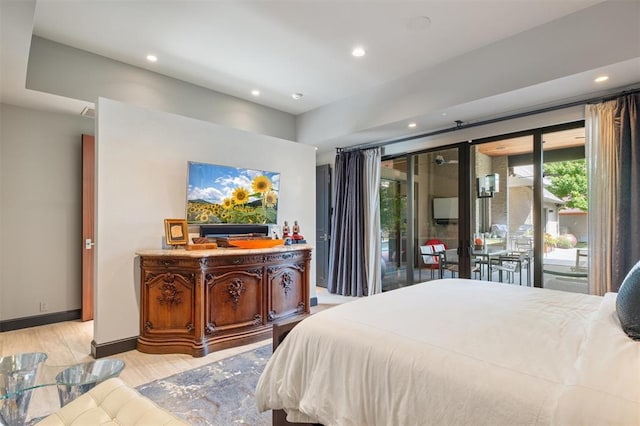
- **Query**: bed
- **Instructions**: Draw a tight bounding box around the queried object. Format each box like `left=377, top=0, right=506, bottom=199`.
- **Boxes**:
left=255, top=278, right=639, bottom=425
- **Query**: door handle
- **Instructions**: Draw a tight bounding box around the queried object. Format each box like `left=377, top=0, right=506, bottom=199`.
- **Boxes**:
left=85, top=238, right=95, bottom=250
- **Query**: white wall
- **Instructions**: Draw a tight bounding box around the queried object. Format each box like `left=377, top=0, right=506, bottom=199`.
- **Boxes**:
left=95, top=98, right=316, bottom=345
left=0, top=104, right=94, bottom=321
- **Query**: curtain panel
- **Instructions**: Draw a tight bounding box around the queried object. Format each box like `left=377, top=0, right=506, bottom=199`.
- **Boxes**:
left=612, top=93, right=640, bottom=290
left=327, top=148, right=382, bottom=296
left=587, top=93, right=640, bottom=294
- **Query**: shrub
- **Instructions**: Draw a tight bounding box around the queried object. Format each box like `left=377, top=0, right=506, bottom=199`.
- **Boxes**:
left=556, top=234, right=577, bottom=249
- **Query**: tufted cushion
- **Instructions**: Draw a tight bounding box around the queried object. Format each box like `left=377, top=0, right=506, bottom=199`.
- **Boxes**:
left=616, top=260, right=640, bottom=340
left=37, top=377, right=188, bottom=426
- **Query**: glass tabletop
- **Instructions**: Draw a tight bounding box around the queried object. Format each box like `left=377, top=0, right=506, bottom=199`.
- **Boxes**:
left=1, top=355, right=125, bottom=425
left=54, top=359, right=125, bottom=407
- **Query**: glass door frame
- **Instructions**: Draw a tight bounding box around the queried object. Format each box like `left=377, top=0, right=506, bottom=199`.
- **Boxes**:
left=381, top=142, right=472, bottom=286
left=470, top=120, right=585, bottom=288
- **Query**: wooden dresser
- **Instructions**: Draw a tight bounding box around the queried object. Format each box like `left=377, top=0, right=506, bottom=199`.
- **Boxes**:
left=136, top=245, right=311, bottom=357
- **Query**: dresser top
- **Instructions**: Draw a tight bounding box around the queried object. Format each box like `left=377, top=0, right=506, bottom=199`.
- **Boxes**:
left=136, top=244, right=312, bottom=258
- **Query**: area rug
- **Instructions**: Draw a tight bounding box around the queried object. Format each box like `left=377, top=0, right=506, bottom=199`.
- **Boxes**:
left=136, top=344, right=272, bottom=425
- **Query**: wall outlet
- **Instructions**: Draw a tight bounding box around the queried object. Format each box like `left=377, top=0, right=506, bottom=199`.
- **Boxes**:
left=39, top=301, right=48, bottom=312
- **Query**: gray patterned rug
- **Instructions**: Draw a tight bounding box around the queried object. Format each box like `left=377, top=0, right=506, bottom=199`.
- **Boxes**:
left=136, top=344, right=272, bottom=425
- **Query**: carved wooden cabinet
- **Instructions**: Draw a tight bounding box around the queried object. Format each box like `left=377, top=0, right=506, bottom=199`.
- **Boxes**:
left=137, top=246, right=311, bottom=357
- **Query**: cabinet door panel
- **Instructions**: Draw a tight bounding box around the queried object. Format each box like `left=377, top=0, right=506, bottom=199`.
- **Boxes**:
left=142, top=271, right=195, bottom=336
left=205, top=269, right=263, bottom=335
left=268, top=264, right=305, bottom=321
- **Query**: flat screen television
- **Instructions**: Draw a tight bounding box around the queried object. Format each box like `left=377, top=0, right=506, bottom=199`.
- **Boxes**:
left=433, top=197, right=458, bottom=223
left=186, top=161, right=280, bottom=225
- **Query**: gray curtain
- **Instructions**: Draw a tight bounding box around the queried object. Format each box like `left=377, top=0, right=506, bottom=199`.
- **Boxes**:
left=327, top=148, right=381, bottom=296
left=612, top=93, right=640, bottom=290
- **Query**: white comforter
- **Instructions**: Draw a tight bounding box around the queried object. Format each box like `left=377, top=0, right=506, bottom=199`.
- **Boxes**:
left=255, top=279, right=639, bottom=426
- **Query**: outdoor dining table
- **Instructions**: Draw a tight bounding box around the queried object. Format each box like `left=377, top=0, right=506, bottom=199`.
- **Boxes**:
left=471, top=247, right=508, bottom=280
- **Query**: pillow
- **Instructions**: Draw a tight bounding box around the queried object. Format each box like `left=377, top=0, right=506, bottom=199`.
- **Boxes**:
left=616, top=260, right=640, bottom=340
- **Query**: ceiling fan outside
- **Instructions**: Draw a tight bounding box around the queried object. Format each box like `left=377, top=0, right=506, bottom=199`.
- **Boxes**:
left=435, top=155, right=459, bottom=165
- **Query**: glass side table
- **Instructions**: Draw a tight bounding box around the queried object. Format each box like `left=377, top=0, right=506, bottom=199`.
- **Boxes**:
left=0, top=352, right=48, bottom=426
left=1, top=356, right=125, bottom=425
left=54, top=359, right=125, bottom=407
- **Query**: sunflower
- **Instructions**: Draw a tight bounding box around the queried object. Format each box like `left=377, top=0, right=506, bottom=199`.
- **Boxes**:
left=251, top=175, right=272, bottom=193
left=222, top=198, right=234, bottom=210
left=264, top=191, right=278, bottom=207
left=200, top=213, right=209, bottom=222
left=212, top=204, right=221, bottom=215
left=232, top=187, right=250, bottom=205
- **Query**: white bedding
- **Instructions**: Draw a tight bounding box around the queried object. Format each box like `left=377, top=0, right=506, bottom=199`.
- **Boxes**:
left=255, top=279, right=640, bottom=425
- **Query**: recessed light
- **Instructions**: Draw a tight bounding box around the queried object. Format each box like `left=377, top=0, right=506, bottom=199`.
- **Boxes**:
left=251, top=89, right=260, bottom=96
left=146, top=54, right=158, bottom=62
left=408, top=122, right=417, bottom=128
left=594, top=75, right=609, bottom=83
left=292, top=93, right=303, bottom=100
left=441, top=112, right=447, bottom=117
left=352, top=46, right=366, bottom=57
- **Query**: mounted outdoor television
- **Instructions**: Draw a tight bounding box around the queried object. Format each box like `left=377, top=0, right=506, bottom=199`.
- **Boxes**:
left=186, top=161, right=280, bottom=225
left=433, top=197, right=458, bottom=224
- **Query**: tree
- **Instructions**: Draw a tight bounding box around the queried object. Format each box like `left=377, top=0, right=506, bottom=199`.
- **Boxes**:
left=543, top=159, right=587, bottom=211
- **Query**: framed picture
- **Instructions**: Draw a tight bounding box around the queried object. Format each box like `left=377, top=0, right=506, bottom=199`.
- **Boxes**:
left=164, top=219, right=189, bottom=245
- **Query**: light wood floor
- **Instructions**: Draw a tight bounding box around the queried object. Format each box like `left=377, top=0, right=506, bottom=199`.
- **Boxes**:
left=0, top=300, right=342, bottom=421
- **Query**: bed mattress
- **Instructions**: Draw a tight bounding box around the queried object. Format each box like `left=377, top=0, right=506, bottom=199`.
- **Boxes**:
left=256, top=279, right=639, bottom=425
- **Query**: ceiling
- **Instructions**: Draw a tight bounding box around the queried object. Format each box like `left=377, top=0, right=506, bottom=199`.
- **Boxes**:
left=1, top=0, right=639, bottom=153
left=478, top=128, right=586, bottom=157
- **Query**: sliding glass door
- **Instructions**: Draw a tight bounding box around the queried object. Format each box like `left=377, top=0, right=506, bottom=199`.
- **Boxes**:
left=381, top=146, right=467, bottom=291
left=470, top=121, right=586, bottom=290
left=380, top=121, right=586, bottom=293
left=380, top=158, right=408, bottom=291
left=541, top=127, right=589, bottom=293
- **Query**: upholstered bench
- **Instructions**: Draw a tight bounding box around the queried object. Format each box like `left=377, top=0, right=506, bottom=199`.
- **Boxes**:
left=37, top=377, right=188, bottom=425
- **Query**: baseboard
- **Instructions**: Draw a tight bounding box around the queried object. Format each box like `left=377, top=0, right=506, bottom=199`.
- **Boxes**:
left=310, top=296, right=318, bottom=307
left=91, top=336, right=138, bottom=359
left=0, top=309, right=81, bottom=332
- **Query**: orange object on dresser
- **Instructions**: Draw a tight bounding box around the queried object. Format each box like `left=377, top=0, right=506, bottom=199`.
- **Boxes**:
left=228, top=239, right=285, bottom=249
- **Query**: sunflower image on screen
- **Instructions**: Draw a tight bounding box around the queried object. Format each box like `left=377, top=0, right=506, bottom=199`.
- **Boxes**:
left=186, top=161, right=280, bottom=225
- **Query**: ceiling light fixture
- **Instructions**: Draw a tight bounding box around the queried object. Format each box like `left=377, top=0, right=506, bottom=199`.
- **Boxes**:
left=594, top=75, right=609, bottom=83
left=292, top=93, right=303, bottom=100
left=251, top=89, right=260, bottom=96
left=146, top=54, right=158, bottom=62
left=352, top=46, right=366, bottom=57
left=408, top=122, right=417, bottom=128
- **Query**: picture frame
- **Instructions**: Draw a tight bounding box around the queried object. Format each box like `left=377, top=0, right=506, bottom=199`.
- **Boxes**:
left=164, top=219, right=189, bottom=245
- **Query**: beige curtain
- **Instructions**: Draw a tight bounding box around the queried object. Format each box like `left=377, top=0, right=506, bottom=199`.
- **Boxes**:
left=586, top=101, right=618, bottom=295
left=363, top=148, right=382, bottom=295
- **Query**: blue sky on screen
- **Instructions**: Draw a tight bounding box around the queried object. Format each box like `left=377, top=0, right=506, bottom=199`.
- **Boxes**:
left=187, top=162, right=280, bottom=204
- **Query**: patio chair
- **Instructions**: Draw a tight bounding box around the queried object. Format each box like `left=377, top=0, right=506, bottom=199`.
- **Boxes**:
left=492, top=252, right=530, bottom=285
left=420, top=245, right=443, bottom=280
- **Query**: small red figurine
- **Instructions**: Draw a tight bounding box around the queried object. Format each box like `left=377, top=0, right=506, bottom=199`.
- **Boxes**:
left=292, top=220, right=304, bottom=240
